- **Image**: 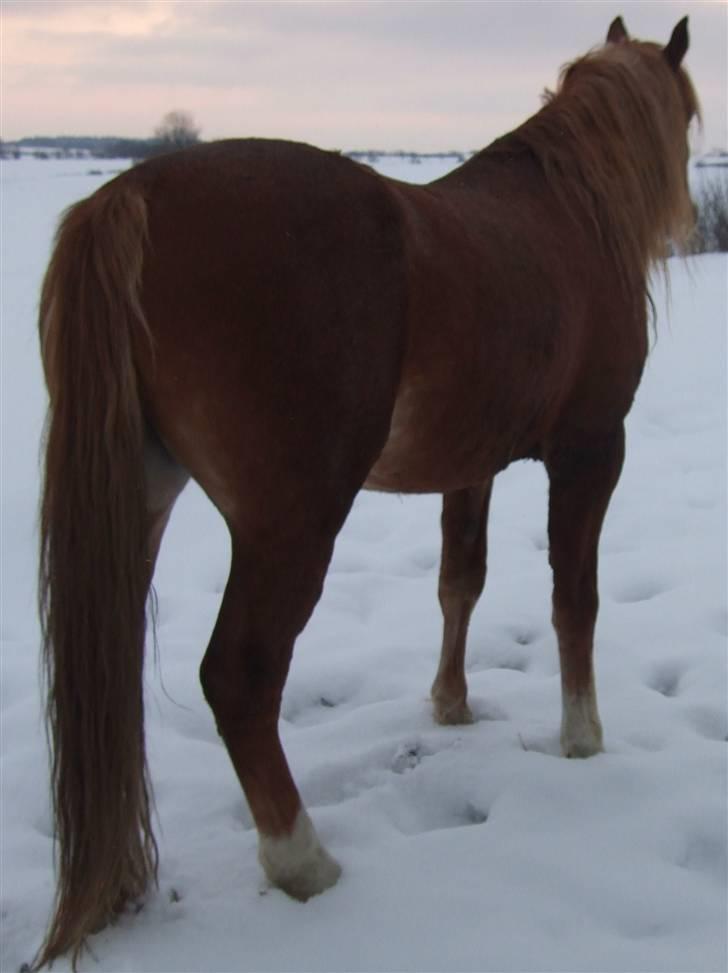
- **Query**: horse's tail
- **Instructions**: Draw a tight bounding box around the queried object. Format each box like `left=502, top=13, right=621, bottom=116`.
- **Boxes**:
left=34, top=184, right=157, bottom=970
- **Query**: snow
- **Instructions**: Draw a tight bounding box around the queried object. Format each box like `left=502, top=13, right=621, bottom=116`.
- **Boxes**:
left=1, top=154, right=726, bottom=973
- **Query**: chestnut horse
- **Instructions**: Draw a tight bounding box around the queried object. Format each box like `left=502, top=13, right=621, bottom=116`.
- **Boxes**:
left=35, top=17, right=698, bottom=968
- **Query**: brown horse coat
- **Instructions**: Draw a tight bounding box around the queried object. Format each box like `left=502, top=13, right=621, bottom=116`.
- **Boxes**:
left=34, top=18, right=698, bottom=969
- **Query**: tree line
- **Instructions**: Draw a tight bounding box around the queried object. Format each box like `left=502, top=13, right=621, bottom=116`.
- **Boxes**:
left=3, top=111, right=201, bottom=162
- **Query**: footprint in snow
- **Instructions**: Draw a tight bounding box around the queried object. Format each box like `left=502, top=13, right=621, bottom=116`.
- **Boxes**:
left=530, top=530, right=548, bottom=551
left=391, top=740, right=427, bottom=774
left=611, top=576, right=672, bottom=604
left=645, top=660, right=685, bottom=698
left=672, top=829, right=727, bottom=885
left=682, top=703, right=728, bottom=742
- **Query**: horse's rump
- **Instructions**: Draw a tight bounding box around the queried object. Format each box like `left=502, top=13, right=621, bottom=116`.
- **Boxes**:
left=126, top=140, right=410, bottom=514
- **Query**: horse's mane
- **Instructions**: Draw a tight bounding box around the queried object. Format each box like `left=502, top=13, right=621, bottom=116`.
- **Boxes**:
left=494, top=40, right=700, bottom=290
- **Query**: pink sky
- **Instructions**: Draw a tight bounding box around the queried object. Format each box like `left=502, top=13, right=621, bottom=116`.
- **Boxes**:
left=2, top=1, right=726, bottom=151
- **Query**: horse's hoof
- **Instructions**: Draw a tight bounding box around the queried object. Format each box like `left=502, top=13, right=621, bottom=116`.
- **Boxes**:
left=561, top=694, right=603, bottom=757
left=433, top=698, right=474, bottom=726
left=276, top=849, right=342, bottom=902
left=561, top=727, right=603, bottom=758
left=562, top=739, right=603, bottom=758
left=258, top=810, right=341, bottom=901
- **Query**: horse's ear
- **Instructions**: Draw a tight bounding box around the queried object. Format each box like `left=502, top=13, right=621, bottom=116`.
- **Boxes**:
left=607, top=16, right=629, bottom=44
left=664, top=17, right=689, bottom=71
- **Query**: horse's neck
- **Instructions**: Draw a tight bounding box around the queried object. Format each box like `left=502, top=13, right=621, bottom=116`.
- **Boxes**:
left=433, top=137, right=538, bottom=194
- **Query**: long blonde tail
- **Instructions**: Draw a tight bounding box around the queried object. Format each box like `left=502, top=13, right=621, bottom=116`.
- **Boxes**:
left=35, top=184, right=157, bottom=969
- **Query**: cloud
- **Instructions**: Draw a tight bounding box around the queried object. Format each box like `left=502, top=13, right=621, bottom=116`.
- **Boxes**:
left=1, top=0, right=725, bottom=150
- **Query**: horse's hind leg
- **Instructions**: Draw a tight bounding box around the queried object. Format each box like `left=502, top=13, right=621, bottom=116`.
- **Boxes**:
left=432, top=482, right=493, bottom=725
left=546, top=427, right=625, bottom=757
left=199, top=516, right=344, bottom=900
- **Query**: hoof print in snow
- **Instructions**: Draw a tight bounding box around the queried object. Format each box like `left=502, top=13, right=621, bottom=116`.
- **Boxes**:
left=391, top=741, right=424, bottom=774
left=320, top=696, right=336, bottom=708
left=465, top=804, right=488, bottom=825
left=531, top=531, right=548, bottom=551
left=517, top=733, right=561, bottom=757
left=495, top=654, right=529, bottom=672
left=511, top=627, right=538, bottom=647
left=409, top=546, right=438, bottom=573
left=684, top=704, right=728, bottom=742
left=33, top=814, right=54, bottom=840
left=647, top=662, right=684, bottom=698
left=612, top=578, right=670, bottom=604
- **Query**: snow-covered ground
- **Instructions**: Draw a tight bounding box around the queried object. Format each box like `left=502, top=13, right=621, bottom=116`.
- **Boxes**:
left=1, top=154, right=726, bottom=973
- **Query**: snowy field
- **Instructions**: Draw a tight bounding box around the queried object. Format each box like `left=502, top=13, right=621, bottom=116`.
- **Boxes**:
left=1, top=154, right=726, bottom=973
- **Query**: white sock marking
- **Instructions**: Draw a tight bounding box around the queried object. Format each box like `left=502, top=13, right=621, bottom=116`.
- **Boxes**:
left=561, top=686, right=603, bottom=758
left=258, top=809, right=341, bottom=900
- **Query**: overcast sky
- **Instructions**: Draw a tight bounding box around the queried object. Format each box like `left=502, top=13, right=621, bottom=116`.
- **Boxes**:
left=2, top=0, right=726, bottom=152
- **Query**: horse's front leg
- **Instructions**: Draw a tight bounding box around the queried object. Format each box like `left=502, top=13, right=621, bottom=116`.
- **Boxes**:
left=431, top=482, right=493, bottom=725
left=546, top=427, right=625, bottom=757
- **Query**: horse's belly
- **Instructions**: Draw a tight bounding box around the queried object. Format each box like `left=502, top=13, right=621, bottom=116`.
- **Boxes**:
left=362, top=382, right=505, bottom=494
left=363, top=428, right=424, bottom=493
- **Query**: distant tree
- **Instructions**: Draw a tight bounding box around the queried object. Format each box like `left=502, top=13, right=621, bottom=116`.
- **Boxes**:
left=153, top=110, right=201, bottom=150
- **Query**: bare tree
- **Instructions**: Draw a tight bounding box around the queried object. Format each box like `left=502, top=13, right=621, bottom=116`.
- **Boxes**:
left=154, top=110, right=201, bottom=149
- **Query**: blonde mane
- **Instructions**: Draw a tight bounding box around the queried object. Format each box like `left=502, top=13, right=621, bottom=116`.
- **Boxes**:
left=505, top=39, right=700, bottom=289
